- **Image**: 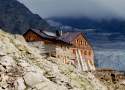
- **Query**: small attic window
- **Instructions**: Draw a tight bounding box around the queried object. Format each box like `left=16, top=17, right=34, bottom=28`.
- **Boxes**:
left=76, top=40, right=79, bottom=44
left=84, top=41, right=87, bottom=46
left=29, top=36, right=32, bottom=41
left=81, top=40, right=83, bottom=45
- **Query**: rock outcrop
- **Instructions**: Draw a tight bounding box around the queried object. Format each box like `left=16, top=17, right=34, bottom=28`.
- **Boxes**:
left=0, top=29, right=108, bottom=90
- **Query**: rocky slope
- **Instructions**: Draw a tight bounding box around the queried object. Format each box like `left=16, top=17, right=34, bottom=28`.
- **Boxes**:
left=0, top=29, right=109, bottom=90
left=0, top=0, right=55, bottom=35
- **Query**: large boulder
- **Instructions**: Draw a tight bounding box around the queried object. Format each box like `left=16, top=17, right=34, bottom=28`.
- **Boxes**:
left=24, top=72, right=49, bottom=86
left=1, top=56, right=16, bottom=67
left=14, top=77, right=26, bottom=90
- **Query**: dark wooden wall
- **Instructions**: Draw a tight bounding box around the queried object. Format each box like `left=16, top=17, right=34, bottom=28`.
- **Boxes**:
left=71, top=34, right=93, bottom=50
left=24, top=31, right=43, bottom=42
left=71, top=34, right=94, bottom=61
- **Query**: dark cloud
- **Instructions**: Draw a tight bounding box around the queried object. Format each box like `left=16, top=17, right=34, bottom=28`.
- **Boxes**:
left=18, top=0, right=125, bottom=19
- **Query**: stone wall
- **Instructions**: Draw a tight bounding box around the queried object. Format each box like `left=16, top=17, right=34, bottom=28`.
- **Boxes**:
left=93, top=73, right=124, bottom=84
left=56, top=44, right=71, bottom=57
left=28, top=42, right=56, bottom=53
left=44, top=44, right=56, bottom=53
left=55, top=44, right=72, bottom=64
left=28, top=41, right=45, bottom=53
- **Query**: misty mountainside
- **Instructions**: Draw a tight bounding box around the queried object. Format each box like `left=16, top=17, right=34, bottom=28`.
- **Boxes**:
left=45, top=18, right=125, bottom=50
left=0, top=0, right=55, bottom=35
left=45, top=18, right=125, bottom=72
left=46, top=17, right=125, bottom=34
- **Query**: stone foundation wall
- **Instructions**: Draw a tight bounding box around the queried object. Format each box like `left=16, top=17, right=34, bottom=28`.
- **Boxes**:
left=44, top=44, right=56, bottom=53
left=28, top=42, right=56, bottom=53
left=93, top=73, right=124, bottom=83
left=28, top=41, right=45, bottom=53
left=56, top=44, right=71, bottom=57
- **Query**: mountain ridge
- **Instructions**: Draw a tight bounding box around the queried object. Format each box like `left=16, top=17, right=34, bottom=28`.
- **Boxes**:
left=0, top=0, right=55, bottom=34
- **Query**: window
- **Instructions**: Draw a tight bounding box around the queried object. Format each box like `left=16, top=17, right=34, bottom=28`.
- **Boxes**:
left=76, top=40, right=79, bottom=44
left=73, top=49, right=76, bottom=53
left=37, top=46, right=39, bottom=49
left=89, top=51, right=91, bottom=56
left=81, top=40, right=83, bottom=45
left=56, top=44, right=58, bottom=48
left=29, top=36, right=32, bottom=41
left=81, top=50, right=83, bottom=54
left=84, top=51, right=87, bottom=55
left=84, top=41, right=87, bottom=46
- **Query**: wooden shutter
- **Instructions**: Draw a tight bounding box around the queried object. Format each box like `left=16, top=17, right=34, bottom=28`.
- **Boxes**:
left=81, top=50, right=83, bottom=54
left=74, top=60, right=76, bottom=64
left=66, top=46, right=67, bottom=51
left=63, top=56, right=65, bottom=63
left=73, top=49, right=76, bottom=53
left=65, top=56, right=67, bottom=64
left=56, top=44, right=58, bottom=48
left=90, top=61, right=93, bottom=66
left=63, top=46, right=64, bottom=51
left=28, top=36, right=29, bottom=41
left=56, top=55, right=58, bottom=58
left=59, top=55, right=61, bottom=58
left=37, top=46, right=39, bottom=49
left=69, top=56, right=71, bottom=59
left=86, top=61, right=88, bottom=65
left=84, top=51, right=87, bottom=55
left=32, top=36, right=33, bottom=41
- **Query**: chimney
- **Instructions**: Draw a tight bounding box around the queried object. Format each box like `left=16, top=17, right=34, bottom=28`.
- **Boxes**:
left=56, top=30, right=62, bottom=36
left=39, top=29, right=42, bottom=33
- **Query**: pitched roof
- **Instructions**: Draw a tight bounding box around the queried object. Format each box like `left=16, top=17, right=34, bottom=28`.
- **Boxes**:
left=23, top=29, right=93, bottom=48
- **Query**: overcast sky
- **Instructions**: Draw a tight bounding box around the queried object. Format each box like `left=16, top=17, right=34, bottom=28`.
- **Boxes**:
left=17, top=0, right=125, bottom=19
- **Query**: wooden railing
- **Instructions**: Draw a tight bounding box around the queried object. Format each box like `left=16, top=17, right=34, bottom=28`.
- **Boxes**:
left=96, top=68, right=118, bottom=73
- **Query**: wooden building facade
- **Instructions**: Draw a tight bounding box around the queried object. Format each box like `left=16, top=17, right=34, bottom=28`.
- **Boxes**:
left=23, top=29, right=95, bottom=71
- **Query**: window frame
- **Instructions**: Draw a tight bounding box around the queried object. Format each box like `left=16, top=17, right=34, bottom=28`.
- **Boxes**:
left=84, top=41, right=87, bottom=46
left=76, top=40, right=79, bottom=44
left=81, top=40, right=83, bottom=45
left=29, top=36, right=32, bottom=41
